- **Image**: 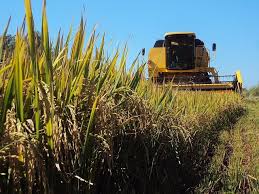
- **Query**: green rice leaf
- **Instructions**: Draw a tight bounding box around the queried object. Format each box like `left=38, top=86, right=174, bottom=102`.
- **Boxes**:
left=0, top=17, right=11, bottom=63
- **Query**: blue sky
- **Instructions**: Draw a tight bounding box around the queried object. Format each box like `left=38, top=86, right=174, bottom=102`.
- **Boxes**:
left=1, top=0, right=259, bottom=87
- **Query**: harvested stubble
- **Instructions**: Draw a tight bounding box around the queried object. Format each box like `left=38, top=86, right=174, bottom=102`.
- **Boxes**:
left=0, top=0, right=245, bottom=193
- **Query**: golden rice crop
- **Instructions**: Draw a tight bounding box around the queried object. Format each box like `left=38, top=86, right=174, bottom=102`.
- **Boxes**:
left=0, top=0, right=245, bottom=193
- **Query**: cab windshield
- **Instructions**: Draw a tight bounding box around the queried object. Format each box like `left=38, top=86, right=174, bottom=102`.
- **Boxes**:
left=166, top=34, right=195, bottom=70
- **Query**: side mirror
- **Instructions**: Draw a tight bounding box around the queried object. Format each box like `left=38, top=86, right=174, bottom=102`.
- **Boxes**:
left=141, top=48, right=145, bottom=56
left=212, top=43, right=216, bottom=52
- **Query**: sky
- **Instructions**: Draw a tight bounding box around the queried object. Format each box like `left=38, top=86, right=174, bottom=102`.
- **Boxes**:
left=1, top=0, right=259, bottom=88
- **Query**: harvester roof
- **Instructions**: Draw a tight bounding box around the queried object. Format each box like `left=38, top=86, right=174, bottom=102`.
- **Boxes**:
left=164, top=32, right=195, bottom=37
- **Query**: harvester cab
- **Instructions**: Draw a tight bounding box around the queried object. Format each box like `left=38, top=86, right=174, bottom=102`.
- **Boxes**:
left=147, top=32, right=243, bottom=93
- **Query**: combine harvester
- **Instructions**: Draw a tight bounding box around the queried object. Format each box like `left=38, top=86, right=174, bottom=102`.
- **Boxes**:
left=147, top=32, right=243, bottom=93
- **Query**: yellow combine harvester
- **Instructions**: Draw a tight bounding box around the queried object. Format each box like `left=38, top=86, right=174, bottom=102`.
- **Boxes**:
left=147, top=32, right=243, bottom=93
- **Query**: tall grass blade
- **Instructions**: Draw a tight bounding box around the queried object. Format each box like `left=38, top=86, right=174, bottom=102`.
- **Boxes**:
left=67, top=33, right=95, bottom=103
left=24, top=0, right=40, bottom=138
left=42, top=0, right=54, bottom=148
left=0, top=64, right=12, bottom=76
left=0, top=72, right=14, bottom=135
left=0, top=17, right=11, bottom=63
left=129, top=64, right=145, bottom=90
left=83, top=95, right=99, bottom=153
left=13, top=32, right=24, bottom=122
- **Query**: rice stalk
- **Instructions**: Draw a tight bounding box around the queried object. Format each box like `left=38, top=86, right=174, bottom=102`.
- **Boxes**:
left=24, top=0, right=41, bottom=139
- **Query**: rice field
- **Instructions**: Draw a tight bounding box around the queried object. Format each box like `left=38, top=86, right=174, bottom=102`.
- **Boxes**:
left=196, top=99, right=259, bottom=193
left=0, top=0, right=246, bottom=193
